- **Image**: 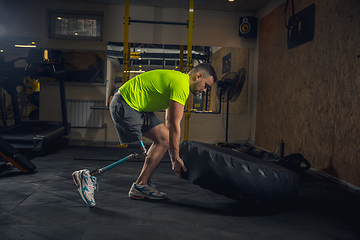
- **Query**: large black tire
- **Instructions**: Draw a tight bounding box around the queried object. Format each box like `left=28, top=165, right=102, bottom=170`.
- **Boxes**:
left=180, top=141, right=300, bottom=208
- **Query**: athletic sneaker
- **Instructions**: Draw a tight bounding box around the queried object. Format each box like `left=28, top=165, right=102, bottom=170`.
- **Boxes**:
left=129, top=180, right=167, bottom=200
left=72, top=169, right=98, bottom=207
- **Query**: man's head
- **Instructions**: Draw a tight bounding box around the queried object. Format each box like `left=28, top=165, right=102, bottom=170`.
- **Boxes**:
left=189, top=63, right=217, bottom=95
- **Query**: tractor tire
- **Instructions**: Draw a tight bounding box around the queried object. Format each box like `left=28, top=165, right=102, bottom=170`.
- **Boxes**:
left=180, top=141, right=300, bottom=208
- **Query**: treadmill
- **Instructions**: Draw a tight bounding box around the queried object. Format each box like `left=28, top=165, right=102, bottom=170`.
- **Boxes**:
left=0, top=49, right=70, bottom=152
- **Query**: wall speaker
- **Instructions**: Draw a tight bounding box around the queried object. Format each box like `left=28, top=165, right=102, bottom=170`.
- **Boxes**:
left=239, top=16, right=258, bottom=38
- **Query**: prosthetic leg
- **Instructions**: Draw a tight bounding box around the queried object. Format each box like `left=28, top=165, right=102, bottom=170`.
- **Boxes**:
left=90, top=140, right=147, bottom=176
left=72, top=141, right=147, bottom=207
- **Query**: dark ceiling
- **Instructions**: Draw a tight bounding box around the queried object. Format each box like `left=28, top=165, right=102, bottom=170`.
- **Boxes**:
left=59, top=0, right=271, bottom=13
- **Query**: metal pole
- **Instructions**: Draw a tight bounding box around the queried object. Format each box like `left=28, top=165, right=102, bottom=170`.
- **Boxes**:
left=162, top=44, right=165, bottom=69
left=280, top=140, right=285, bottom=159
left=225, top=91, right=229, bottom=143
left=0, top=89, right=7, bottom=127
left=129, top=20, right=188, bottom=26
left=127, top=43, right=131, bottom=80
left=59, top=75, right=70, bottom=135
left=186, top=0, right=194, bottom=74
left=122, top=0, right=130, bottom=84
left=179, top=45, right=184, bottom=72
left=205, top=91, right=208, bottom=111
left=219, top=90, right=222, bottom=114
left=184, top=0, right=194, bottom=141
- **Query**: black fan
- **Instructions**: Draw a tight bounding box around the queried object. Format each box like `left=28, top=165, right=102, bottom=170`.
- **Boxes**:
left=216, top=68, right=246, bottom=143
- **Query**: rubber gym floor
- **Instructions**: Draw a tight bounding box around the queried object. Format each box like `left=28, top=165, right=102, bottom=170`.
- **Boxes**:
left=1, top=142, right=359, bottom=240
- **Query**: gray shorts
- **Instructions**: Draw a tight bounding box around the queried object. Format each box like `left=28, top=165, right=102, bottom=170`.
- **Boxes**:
left=109, top=93, right=163, bottom=144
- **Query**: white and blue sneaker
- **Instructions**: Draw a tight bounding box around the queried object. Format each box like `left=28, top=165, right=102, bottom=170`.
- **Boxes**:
left=129, top=180, right=167, bottom=200
left=72, top=169, right=98, bottom=207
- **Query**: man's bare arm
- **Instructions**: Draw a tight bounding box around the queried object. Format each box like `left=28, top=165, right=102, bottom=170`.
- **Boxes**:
left=165, top=108, right=170, bottom=129
left=169, top=100, right=187, bottom=178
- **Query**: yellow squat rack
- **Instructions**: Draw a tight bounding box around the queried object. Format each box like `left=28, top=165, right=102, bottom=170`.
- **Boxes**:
left=122, top=0, right=195, bottom=141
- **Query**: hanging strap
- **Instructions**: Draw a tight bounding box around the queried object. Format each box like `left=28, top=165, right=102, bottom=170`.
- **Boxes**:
left=285, top=0, right=297, bottom=30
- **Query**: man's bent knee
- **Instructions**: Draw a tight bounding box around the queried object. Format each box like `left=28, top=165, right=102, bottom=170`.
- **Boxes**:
left=160, top=138, right=170, bottom=150
left=143, top=124, right=169, bottom=148
left=152, top=133, right=169, bottom=149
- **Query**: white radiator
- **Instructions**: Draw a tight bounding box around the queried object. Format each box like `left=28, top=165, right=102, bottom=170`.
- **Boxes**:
left=66, top=99, right=103, bottom=128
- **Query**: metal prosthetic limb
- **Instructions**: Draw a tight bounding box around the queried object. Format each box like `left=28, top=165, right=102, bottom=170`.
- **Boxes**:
left=90, top=140, right=147, bottom=176
left=139, top=140, right=147, bottom=156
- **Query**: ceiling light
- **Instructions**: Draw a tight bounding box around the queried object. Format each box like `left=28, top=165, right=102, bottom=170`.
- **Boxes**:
left=229, top=0, right=234, bottom=2
left=15, top=40, right=37, bottom=48
left=15, top=44, right=37, bottom=48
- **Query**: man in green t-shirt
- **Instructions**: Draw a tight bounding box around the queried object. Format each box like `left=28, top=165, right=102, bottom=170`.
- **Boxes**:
left=72, top=63, right=216, bottom=206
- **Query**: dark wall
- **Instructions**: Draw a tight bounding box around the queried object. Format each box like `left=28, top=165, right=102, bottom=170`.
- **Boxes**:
left=256, top=0, right=360, bottom=186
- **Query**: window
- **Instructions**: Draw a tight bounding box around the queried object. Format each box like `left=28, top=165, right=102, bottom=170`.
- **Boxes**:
left=48, top=11, right=103, bottom=40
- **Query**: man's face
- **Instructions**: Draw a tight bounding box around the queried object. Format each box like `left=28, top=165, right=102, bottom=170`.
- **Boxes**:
left=190, top=73, right=214, bottom=95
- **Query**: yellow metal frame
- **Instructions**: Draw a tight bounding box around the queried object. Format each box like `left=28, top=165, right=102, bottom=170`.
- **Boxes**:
left=122, top=0, right=194, bottom=140
left=184, top=0, right=194, bottom=141
left=179, top=45, right=184, bottom=73
left=122, top=0, right=130, bottom=84
left=118, top=0, right=131, bottom=148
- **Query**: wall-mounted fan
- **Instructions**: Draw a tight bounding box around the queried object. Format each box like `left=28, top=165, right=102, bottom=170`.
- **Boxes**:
left=216, top=68, right=246, bottom=143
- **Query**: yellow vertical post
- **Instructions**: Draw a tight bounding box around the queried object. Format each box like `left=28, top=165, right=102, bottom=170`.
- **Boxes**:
left=179, top=45, right=184, bottom=73
left=184, top=0, right=194, bottom=141
left=122, top=0, right=130, bottom=84
left=126, top=43, right=131, bottom=81
left=186, top=0, right=194, bottom=74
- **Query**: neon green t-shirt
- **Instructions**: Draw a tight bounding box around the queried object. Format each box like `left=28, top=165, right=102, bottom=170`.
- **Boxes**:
left=119, top=70, right=189, bottom=112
